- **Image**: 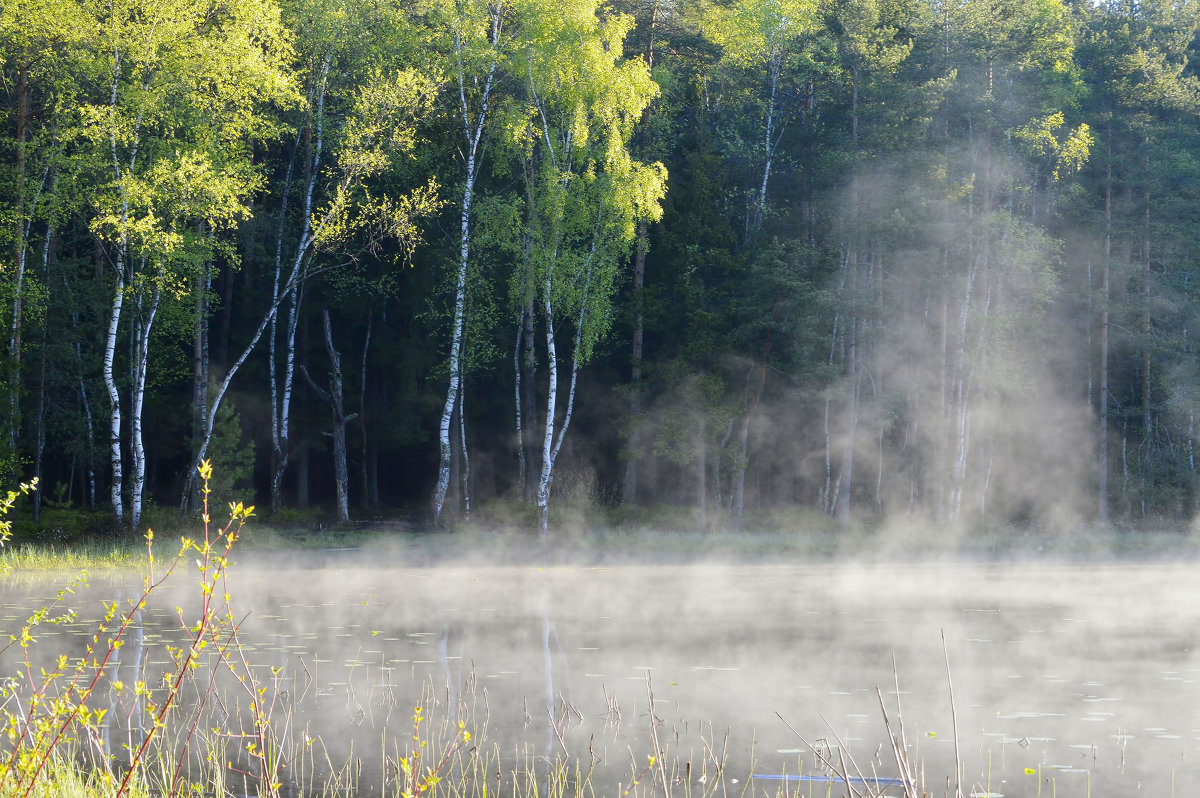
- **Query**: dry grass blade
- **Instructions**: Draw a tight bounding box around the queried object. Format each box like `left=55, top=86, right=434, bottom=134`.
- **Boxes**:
left=775, top=712, right=880, bottom=798
left=876, top=686, right=918, bottom=798
left=820, top=713, right=893, bottom=798
left=645, top=673, right=673, bottom=798
left=941, top=629, right=964, bottom=798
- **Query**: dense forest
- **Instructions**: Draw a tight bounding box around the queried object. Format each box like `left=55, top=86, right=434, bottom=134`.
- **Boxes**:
left=2, top=0, right=1199, bottom=533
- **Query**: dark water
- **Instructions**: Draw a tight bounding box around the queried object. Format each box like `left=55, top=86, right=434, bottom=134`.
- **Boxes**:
left=3, top=553, right=1198, bottom=797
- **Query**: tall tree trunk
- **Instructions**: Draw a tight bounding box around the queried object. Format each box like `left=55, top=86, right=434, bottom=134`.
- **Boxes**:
left=537, top=258, right=593, bottom=537
left=836, top=320, right=859, bottom=527
left=188, top=260, right=211, bottom=510
left=733, top=299, right=779, bottom=530
left=1099, top=120, right=1111, bottom=525
left=1141, top=167, right=1151, bottom=448
left=459, top=379, right=471, bottom=517
left=129, top=271, right=162, bottom=532
left=435, top=17, right=499, bottom=522
left=835, top=164, right=862, bottom=527
left=435, top=165, right=475, bottom=520
left=750, top=55, right=780, bottom=239
left=514, top=317, right=527, bottom=500
left=521, top=299, right=536, bottom=500
left=8, top=63, right=29, bottom=452
left=359, top=312, right=372, bottom=509
left=624, top=218, right=647, bottom=505
left=697, top=417, right=707, bottom=529
left=269, top=61, right=328, bottom=514
left=104, top=267, right=126, bottom=526
left=177, top=58, right=329, bottom=517
left=302, top=308, right=356, bottom=523
left=31, top=232, right=51, bottom=523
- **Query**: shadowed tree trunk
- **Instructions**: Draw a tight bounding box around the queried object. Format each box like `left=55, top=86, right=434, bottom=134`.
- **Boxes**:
left=302, top=308, right=357, bottom=523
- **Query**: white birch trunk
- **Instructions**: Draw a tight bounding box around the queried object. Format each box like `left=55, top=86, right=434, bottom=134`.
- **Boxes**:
left=129, top=275, right=161, bottom=532
left=435, top=180, right=473, bottom=520
left=271, top=59, right=328, bottom=512
left=752, top=52, right=780, bottom=236
left=268, top=138, right=299, bottom=512
left=181, top=61, right=331, bottom=515
left=434, top=18, right=499, bottom=521
left=536, top=260, right=592, bottom=537
left=280, top=281, right=301, bottom=488
left=536, top=272, right=559, bottom=537
left=103, top=269, right=125, bottom=525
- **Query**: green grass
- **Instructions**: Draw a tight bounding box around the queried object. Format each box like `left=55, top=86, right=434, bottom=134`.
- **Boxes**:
left=0, top=541, right=150, bottom=571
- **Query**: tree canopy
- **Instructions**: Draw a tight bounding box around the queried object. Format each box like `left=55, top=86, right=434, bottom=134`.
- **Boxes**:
left=2, top=0, right=1199, bottom=533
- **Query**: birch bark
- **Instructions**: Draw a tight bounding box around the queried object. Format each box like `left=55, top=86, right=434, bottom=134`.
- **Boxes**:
left=434, top=9, right=501, bottom=521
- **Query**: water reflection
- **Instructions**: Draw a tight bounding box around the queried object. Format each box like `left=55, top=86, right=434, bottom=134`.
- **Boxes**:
left=2, top=557, right=1199, bottom=796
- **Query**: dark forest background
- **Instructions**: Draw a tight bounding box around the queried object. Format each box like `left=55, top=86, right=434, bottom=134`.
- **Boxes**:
left=4, top=0, right=1200, bottom=533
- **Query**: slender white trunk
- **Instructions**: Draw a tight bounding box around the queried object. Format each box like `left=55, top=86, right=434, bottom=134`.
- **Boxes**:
left=280, top=281, right=301, bottom=478
left=537, top=259, right=593, bottom=537
left=129, top=273, right=161, bottom=532
left=435, top=19, right=499, bottom=521
left=537, top=272, right=559, bottom=536
left=435, top=177, right=473, bottom=520
left=103, top=41, right=146, bottom=527
left=271, top=59, right=329, bottom=512
left=104, top=269, right=125, bottom=525
left=268, top=135, right=299, bottom=512
left=752, top=53, right=780, bottom=236
left=182, top=261, right=310, bottom=512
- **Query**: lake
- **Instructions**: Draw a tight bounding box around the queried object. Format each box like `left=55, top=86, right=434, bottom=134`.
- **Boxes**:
left=2, top=545, right=1197, bottom=797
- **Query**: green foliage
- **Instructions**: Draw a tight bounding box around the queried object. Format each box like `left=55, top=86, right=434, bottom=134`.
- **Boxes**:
left=0, top=465, right=275, bottom=797
left=203, top=401, right=256, bottom=509
left=8, top=0, right=1200, bottom=530
left=0, top=480, right=37, bottom=574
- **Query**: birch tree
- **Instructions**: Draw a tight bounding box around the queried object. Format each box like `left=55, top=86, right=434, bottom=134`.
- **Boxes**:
left=429, top=0, right=510, bottom=522
left=515, top=0, right=666, bottom=535
left=700, top=0, right=820, bottom=239
left=178, top=2, right=439, bottom=514
left=84, top=0, right=297, bottom=528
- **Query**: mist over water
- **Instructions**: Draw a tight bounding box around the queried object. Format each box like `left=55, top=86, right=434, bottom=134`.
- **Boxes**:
left=4, top=546, right=1199, bottom=797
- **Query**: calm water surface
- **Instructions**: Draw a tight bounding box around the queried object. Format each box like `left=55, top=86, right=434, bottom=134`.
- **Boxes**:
left=2, top=552, right=1197, bottom=797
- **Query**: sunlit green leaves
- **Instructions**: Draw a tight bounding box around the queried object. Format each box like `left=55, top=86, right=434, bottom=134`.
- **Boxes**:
left=700, top=0, right=818, bottom=67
